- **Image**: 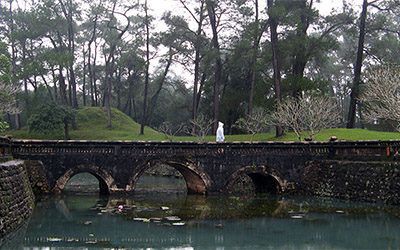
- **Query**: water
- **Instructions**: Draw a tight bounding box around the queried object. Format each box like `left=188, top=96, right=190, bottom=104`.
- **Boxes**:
left=3, top=176, right=400, bottom=249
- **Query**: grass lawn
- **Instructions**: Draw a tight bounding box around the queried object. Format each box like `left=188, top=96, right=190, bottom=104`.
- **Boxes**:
left=8, top=107, right=164, bottom=141
left=4, top=107, right=400, bottom=142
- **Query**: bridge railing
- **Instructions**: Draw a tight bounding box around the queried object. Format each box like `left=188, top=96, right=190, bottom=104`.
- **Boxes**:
left=8, top=139, right=400, bottom=160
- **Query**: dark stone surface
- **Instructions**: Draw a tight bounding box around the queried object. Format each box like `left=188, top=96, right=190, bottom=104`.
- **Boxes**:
left=0, top=161, right=34, bottom=246
left=301, top=160, right=400, bottom=204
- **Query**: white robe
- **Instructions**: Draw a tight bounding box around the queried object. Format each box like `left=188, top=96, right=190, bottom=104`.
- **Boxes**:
left=216, top=122, right=225, bottom=142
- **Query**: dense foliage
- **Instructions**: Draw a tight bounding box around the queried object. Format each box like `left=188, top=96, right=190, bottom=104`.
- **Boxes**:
left=28, top=103, right=75, bottom=139
left=0, top=0, right=399, bottom=140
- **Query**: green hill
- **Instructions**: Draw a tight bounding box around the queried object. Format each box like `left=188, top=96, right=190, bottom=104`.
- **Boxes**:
left=9, top=107, right=163, bottom=140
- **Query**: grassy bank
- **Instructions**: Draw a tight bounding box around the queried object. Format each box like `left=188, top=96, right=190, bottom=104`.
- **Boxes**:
left=8, top=107, right=163, bottom=141
left=4, top=107, right=400, bottom=141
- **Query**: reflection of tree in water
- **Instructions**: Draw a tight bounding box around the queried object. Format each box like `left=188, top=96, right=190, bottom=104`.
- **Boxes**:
left=228, top=174, right=256, bottom=195
left=18, top=195, right=400, bottom=250
left=135, top=163, right=187, bottom=193
left=103, top=194, right=289, bottom=221
left=144, top=163, right=183, bottom=178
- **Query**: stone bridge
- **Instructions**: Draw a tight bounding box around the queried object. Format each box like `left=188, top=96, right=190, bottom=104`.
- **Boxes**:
left=1, top=137, right=399, bottom=197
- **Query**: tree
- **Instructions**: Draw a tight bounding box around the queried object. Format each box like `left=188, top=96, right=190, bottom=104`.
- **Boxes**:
left=58, top=0, right=79, bottom=108
left=206, top=0, right=223, bottom=133
left=347, top=0, right=400, bottom=128
left=267, top=0, right=283, bottom=137
left=0, top=42, right=20, bottom=130
left=187, top=114, right=214, bottom=142
left=28, top=103, right=75, bottom=139
left=360, top=65, right=400, bottom=131
left=234, top=107, right=269, bottom=142
left=176, top=0, right=208, bottom=122
left=140, top=0, right=151, bottom=135
left=271, top=94, right=340, bottom=141
left=247, top=0, right=268, bottom=116
left=347, top=0, right=368, bottom=128
left=101, top=1, right=134, bottom=128
left=158, top=121, right=185, bottom=142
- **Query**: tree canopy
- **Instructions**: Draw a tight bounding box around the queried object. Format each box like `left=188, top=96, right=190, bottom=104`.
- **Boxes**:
left=1, top=0, right=399, bottom=139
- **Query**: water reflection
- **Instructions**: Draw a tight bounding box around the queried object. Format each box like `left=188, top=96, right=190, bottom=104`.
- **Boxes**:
left=1, top=192, right=399, bottom=250
left=3, top=174, right=400, bottom=249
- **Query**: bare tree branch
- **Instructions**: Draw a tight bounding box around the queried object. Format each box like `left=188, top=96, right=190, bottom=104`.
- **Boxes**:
left=360, top=65, right=400, bottom=131
left=271, top=95, right=341, bottom=141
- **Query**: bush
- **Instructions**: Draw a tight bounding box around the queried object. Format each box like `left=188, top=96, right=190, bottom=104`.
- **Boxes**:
left=0, top=120, right=9, bottom=133
left=28, top=103, right=75, bottom=139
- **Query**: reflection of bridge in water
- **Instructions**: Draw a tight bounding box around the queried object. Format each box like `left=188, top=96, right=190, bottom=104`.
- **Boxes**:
left=1, top=138, right=398, bottom=195
left=12, top=195, right=400, bottom=249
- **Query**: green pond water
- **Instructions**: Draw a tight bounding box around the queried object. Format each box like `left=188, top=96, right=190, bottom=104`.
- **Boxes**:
left=2, top=175, right=400, bottom=249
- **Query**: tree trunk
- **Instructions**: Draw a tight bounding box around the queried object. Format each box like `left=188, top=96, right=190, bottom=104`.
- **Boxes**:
left=105, top=62, right=112, bottom=128
left=88, top=14, right=98, bottom=107
left=268, top=0, right=284, bottom=137
left=104, top=2, right=131, bottom=129
left=206, top=0, right=223, bottom=133
left=67, top=70, right=72, bottom=106
left=22, top=40, right=29, bottom=116
left=59, top=0, right=78, bottom=108
left=347, top=0, right=368, bottom=128
left=88, top=44, right=95, bottom=106
left=148, top=50, right=173, bottom=120
left=93, top=41, right=98, bottom=106
left=248, top=0, right=259, bottom=116
left=51, top=66, right=58, bottom=101
left=116, top=68, right=122, bottom=110
left=124, top=71, right=136, bottom=117
left=196, top=72, right=207, bottom=113
left=291, top=0, right=312, bottom=97
left=82, top=48, right=87, bottom=106
left=59, top=68, right=68, bottom=105
left=192, top=1, right=205, bottom=122
left=140, top=0, right=150, bottom=135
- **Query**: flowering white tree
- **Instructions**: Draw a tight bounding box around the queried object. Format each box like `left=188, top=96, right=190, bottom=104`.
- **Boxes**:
left=234, top=107, right=269, bottom=142
left=0, top=53, right=20, bottom=132
left=187, top=114, right=214, bottom=142
left=360, top=65, right=400, bottom=131
left=270, top=94, right=341, bottom=141
left=0, top=83, right=19, bottom=115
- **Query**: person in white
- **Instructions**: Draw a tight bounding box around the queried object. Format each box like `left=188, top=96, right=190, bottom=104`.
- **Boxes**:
left=216, top=121, right=225, bottom=142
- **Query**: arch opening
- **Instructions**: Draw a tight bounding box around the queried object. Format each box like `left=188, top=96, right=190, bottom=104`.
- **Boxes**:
left=135, top=163, right=187, bottom=193
left=225, top=166, right=284, bottom=196
left=247, top=173, right=280, bottom=195
left=129, top=160, right=210, bottom=195
left=54, top=166, right=117, bottom=195
left=64, top=172, right=110, bottom=195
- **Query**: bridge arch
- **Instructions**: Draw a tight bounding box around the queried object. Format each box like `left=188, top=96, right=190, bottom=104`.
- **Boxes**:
left=127, top=159, right=212, bottom=195
left=224, top=166, right=287, bottom=195
left=54, top=165, right=118, bottom=195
